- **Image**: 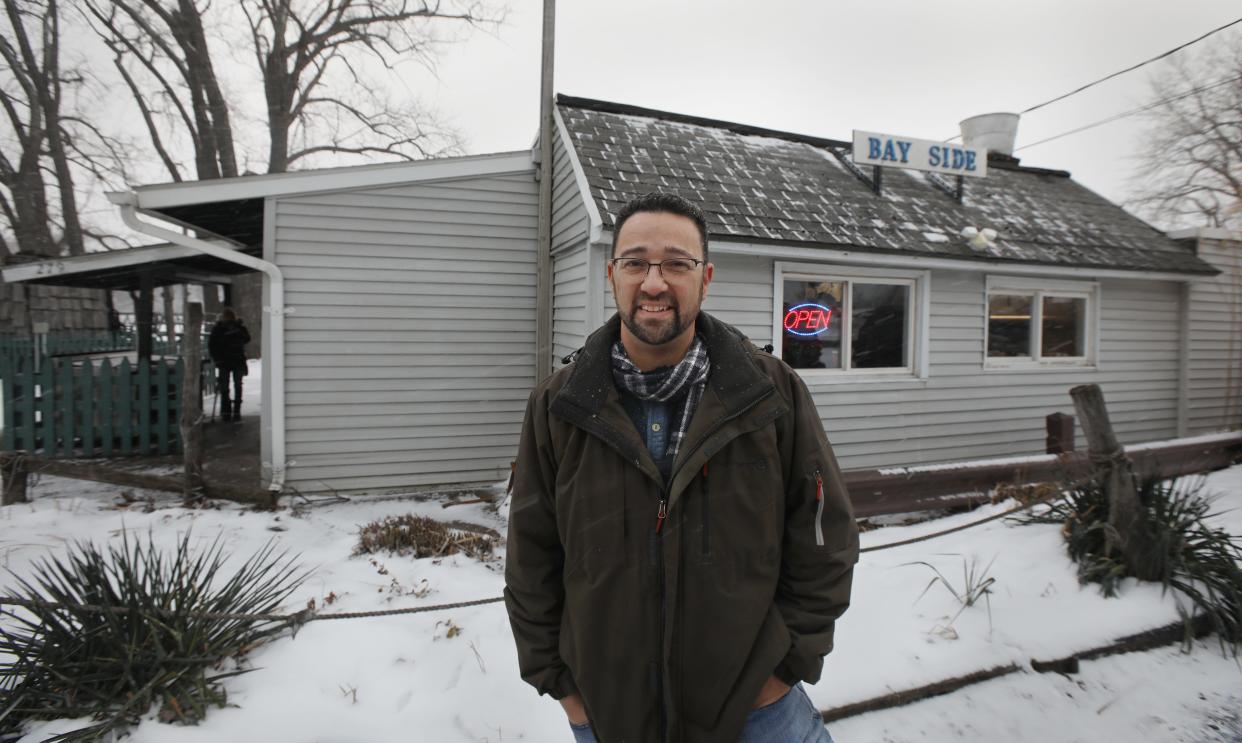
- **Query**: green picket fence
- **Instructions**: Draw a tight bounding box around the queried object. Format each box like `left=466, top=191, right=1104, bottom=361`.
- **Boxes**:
left=0, top=356, right=183, bottom=457
left=0, top=332, right=135, bottom=359
left=0, top=331, right=210, bottom=361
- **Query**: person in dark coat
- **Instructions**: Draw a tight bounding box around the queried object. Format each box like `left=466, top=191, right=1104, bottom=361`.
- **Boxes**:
left=208, top=307, right=250, bottom=422
left=504, top=193, right=857, bottom=743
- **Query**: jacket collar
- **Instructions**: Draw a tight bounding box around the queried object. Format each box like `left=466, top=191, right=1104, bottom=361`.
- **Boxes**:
left=551, top=311, right=774, bottom=424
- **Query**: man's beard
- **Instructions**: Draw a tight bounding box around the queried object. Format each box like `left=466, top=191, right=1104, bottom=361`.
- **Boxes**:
left=621, top=296, right=696, bottom=346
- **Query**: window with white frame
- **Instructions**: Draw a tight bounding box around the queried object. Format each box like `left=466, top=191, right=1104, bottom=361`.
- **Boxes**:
left=774, top=264, right=925, bottom=375
left=985, top=277, right=1097, bottom=366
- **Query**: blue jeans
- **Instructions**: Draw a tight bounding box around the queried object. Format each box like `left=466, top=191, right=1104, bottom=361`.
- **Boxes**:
left=569, top=684, right=834, bottom=743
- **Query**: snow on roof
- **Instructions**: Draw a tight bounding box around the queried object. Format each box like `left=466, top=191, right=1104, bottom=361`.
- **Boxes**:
left=557, top=96, right=1217, bottom=276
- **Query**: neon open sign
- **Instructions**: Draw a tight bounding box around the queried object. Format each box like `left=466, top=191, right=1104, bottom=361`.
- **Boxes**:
left=784, top=303, right=834, bottom=336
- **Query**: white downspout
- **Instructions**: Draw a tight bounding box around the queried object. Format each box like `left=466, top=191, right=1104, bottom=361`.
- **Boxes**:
left=109, top=193, right=289, bottom=493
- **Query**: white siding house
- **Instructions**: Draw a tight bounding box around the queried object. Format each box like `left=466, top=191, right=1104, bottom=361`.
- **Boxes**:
left=9, top=97, right=1236, bottom=496
left=108, top=152, right=539, bottom=494
left=1175, top=229, right=1242, bottom=436
left=550, top=96, right=1235, bottom=472
left=270, top=171, right=538, bottom=493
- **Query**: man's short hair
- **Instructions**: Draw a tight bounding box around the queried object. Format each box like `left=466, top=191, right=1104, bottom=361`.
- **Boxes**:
left=611, top=192, right=710, bottom=262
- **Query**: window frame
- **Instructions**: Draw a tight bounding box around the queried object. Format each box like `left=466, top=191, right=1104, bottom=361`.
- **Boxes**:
left=984, top=275, right=1100, bottom=370
left=772, top=262, right=930, bottom=381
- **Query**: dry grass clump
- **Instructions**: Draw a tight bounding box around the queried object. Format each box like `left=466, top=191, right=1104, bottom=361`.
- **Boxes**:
left=354, top=515, right=496, bottom=560
left=992, top=481, right=1060, bottom=506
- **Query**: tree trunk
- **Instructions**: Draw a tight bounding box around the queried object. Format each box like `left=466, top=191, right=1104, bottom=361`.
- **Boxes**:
left=181, top=301, right=205, bottom=504
left=1069, top=384, right=1158, bottom=580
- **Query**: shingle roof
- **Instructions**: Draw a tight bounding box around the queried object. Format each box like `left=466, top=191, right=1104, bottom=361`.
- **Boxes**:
left=557, top=96, right=1217, bottom=276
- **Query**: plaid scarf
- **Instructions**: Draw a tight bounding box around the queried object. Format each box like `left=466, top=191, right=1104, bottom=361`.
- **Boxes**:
left=610, top=336, right=710, bottom=462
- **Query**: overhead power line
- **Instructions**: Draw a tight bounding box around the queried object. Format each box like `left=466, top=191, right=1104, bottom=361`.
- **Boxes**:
left=1015, top=73, right=1242, bottom=151
left=1021, top=15, right=1242, bottom=115
left=944, top=16, right=1242, bottom=141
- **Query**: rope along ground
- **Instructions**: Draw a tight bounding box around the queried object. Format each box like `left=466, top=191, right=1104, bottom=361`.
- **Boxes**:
left=0, top=486, right=1068, bottom=626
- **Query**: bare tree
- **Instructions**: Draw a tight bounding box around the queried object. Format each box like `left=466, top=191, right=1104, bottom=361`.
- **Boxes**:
left=83, top=0, right=493, bottom=179
left=243, top=0, right=485, bottom=172
left=0, top=0, right=84, bottom=257
left=81, top=0, right=239, bottom=182
left=1130, top=38, right=1242, bottom=229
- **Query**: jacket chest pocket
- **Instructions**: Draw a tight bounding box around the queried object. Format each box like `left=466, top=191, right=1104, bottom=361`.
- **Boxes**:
left=556, top=455, right=643, bottom=581
left=697, top=451, right=782, bottom=572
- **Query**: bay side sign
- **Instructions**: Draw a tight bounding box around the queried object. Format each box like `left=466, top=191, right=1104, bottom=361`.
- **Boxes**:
left=852, top=130, right=987, bottom=178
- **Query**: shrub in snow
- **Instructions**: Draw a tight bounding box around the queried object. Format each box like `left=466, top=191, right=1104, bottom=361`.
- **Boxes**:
left=1021, top=476, right=1242, bottom=655
left=0, top=531, right=306, bottom=742
left=354, top=514, right=497, bottom=560
left=905, top=554, right=997, bottom=636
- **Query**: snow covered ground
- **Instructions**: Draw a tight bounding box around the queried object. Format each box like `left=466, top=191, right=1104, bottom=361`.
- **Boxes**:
left=3, top=460, right=1241, bottom=742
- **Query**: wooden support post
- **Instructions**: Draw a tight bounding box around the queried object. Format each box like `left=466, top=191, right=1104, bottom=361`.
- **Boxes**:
left=1045, top=412, right=1075, bottom=454
left=181, top=302, right=206, bottom=504
left=1069, top=384, right=1157, bottom=580
left=162, top=285, right=177, bottom=349
left=136, top=270, right=154, bottom=361
left=1, top=451, right=29, bottom=505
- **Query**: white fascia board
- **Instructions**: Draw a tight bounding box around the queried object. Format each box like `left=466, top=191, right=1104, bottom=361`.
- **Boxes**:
left=0, top=243, right=201, bottom=284
left=109, top=151, right=535, bottom=210
left=709, top=240, right=1209, bottom=282
left=1167, top=227, right=1242, bottom=241
left=553, top=107, right=604, bottom=245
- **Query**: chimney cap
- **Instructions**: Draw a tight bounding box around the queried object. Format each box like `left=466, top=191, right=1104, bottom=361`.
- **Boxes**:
left=960, top=113, right=1020, bottom=156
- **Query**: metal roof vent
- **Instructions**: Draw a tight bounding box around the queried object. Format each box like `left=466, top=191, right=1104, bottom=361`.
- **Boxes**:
left=959, top=113, right=1020, bottom=156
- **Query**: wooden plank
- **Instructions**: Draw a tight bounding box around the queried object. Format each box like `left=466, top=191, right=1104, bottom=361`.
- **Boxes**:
left=156, top=360, right=170, bottom=455
left=60, top=361, right=74, bottom=456
left=39, top=362, right=54, bottom=456
left=81, top=360, right=94, bottom=457
left=1, top=358, right=13, bottom=452
left=20, top=358, right=35, bottom=453
left=138, top=359, right=151, bottom=455
left=100, top=359, right=114, bottom=457
left=118, top=358, right=133, bottom=455
left=845, top=434, right=1242, bottom=518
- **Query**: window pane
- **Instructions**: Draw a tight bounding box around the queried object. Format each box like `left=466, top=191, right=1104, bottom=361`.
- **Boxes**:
left=851, top=283, right=909, bottom=368
left=1042, top=296, right=1085, bottom=357
left=782, top=280, right=844, bottom=369
left=988, top=294, right=1032, bottom=357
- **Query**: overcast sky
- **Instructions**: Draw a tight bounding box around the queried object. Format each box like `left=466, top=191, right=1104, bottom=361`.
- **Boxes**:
left=402, top=0, right=1241, bottom=222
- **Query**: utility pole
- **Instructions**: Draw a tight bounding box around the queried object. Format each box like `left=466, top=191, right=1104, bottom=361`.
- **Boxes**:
left=534, top=0, right=555, bottom=382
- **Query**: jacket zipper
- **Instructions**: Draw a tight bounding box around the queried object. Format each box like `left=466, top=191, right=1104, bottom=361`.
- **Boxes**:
left=655, top=485, right=670, bottom=742
left=814, top=467, right=825, bottom=547
left=701, top=463, right=710, bottom=557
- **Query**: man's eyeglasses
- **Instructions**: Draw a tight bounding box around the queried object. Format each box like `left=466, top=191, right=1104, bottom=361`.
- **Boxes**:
left=610, top=257, right=706, bottom=279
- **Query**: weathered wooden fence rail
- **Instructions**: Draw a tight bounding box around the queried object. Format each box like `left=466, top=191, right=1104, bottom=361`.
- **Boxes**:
left=0, top=356, right=183, bottom=457
left=845, top=432, right=1242, bottom=518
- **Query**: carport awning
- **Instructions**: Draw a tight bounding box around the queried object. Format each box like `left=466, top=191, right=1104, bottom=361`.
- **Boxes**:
left=0, top=242, right=257, bottom=291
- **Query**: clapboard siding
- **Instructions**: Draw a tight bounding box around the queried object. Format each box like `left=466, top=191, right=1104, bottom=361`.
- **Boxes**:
left=553, top=246, right=589, bottom=363
left=609, top=258, right=1184, bottom=470
left=809, top=271, right=1181, bottom=468
left=274, top=170, right=537, bottom=493
left=549, top=126, right=592, bottom=364
left=1187, top=239, right=1242, bottom=434
left=551, top=126, right=590, bottom=254
left=586, top=254, right=1186, bottom=467
left=694, top=253, right=775, bottom=345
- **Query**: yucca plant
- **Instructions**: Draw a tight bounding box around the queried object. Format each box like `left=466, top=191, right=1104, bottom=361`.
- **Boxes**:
left=0, top=531, right=307, bottom=742
left=1016, top=475, right=1242, bottom=655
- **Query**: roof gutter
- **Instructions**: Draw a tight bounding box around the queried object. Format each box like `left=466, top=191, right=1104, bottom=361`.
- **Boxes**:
left=108, top=192, right=289, bottom=494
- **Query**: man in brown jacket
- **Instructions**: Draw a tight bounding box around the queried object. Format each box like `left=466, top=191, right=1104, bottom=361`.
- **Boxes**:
left=504, top=192, right=858, bottom=742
